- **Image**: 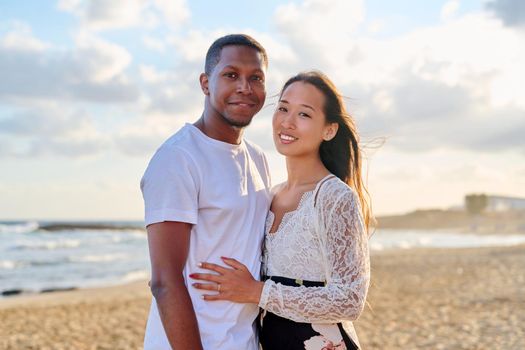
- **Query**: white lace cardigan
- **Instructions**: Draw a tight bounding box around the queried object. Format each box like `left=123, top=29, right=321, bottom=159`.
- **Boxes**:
left=258, top=175, right=370, bottom=335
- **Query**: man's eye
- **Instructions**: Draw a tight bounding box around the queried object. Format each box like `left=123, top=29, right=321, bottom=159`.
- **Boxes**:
left=252, top=75, right=264, bottom=82
left=224, top=72, right=237, bottom=78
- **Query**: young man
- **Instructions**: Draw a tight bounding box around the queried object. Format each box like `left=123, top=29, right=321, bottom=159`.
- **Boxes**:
left=141, top=34, right=272, bottom=350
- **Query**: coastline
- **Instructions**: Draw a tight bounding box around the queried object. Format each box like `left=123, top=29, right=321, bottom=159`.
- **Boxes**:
left=2, top=245, right=524, bottom=349
left=0, top=281, right=150, bottom=309
left=377, top=209, right=525, bottom=234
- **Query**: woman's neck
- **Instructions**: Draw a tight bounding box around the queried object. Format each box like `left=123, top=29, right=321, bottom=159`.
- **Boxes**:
left=285, top=155, right=331, bottom=189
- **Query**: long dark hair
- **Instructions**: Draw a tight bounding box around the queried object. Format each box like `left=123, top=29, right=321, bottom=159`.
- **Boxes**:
left=280, top=71, right=372, bottom=230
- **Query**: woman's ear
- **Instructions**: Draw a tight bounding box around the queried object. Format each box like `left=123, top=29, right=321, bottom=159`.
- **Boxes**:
left=199, top=73, right=210, bottom=95
left=323, top=123, right=339, bottom=141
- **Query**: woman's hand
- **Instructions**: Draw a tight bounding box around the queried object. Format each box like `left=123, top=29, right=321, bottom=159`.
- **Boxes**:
left=189, top=257, right=264, bottom=304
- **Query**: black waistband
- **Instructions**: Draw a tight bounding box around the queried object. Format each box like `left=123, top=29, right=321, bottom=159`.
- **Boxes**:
left=263, top=275, right=325, bottom=287
left=261, top=275, right=358, bottom=349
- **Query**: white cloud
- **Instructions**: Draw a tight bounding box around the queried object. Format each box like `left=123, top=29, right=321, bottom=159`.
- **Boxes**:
left=274, top=0, right=365, bottom=69
left=73, top=32, right=132, bottom=82
left=367, top=148, right=525, bottom=214
left=272, top=2, right=524, bottom=107
left=486, top=0, right=525, bottom=28
left=356, top=66, right=525, bottom=153
left=139, top=65, right=167, bottom=83
left=138, top=62, right=201, bottom=115
left=268, top=2, right=525, bottom=155
left=0, top=179, right=144, bottom=219
left=57, top=0, right=189, bottom=31
left=168, top=29, right=222, bottom=63
left=0, top=106, right=109, bottom=158
left=148, top=5, right=525, bottom=157
left=441, top=0, right=460, bottom=21
left=153, top=0, right=190, bottom=28
left=0, top=24, right=138, bottom=103
left=0, top=21, right=50, bottom=51
left=1, top=0, right=524, bottom=218
left=58, top=0, right=149, bottom=31
left=56, top=0, right=83, bottom=15
left=367, top=19, right=385, bottom=34
left=141, top=35, right=166, bottom=52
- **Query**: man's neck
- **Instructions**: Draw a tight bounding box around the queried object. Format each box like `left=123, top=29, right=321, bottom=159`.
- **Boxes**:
left=194, top=114, right=244, bottom=145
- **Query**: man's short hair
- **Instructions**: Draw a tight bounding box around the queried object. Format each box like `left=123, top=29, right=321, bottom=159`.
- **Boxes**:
left=204, top=34, right=268, bottom=75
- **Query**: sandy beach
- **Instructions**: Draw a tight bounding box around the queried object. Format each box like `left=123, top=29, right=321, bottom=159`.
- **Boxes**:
left=1, top=244, right=524, bottom=350
left=355, top=244, right=525, bottom=349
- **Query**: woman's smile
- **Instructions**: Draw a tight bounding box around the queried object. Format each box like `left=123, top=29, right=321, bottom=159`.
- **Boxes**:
left=278, top=132, right=298, bottom=144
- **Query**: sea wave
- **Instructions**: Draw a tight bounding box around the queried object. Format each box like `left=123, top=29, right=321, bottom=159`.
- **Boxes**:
left=30, top=259, right=74, bottom=267
left=40, top=223, right=144, bottom=231
left=122, top=270, right=149, bottom=282
left=0, top=259, right=66, bottom=269
left=0, top=260, right=26, bottom=269
left=0, top=221, right=39, bottom=234
left=370, top=230, right=525, bottom=250
left=69, top=253, right=129, bottom=263
left=9, top=239, right=82, bottom=251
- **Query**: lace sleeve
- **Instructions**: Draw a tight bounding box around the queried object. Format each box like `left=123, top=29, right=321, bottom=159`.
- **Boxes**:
left=258, top=187, right=370, bottom=323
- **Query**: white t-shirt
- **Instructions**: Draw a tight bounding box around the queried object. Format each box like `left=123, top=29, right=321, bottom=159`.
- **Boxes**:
left=140, top=123, right=272, bottom=350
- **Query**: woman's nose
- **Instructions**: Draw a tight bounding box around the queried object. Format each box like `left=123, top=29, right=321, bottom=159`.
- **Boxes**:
left=280, top=113, right=295, bottom=129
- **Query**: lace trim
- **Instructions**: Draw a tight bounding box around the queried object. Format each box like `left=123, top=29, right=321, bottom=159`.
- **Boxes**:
left=267, top=174, right=335, bottom=237
left=267, top=190, right=312, bottom=237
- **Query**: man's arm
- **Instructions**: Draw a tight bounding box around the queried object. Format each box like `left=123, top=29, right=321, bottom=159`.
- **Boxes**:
left=147, top=221, right=203, bottom=350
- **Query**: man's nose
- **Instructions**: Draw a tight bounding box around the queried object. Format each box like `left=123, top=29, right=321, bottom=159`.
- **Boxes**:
left=236, top=77, right=252, bottom=94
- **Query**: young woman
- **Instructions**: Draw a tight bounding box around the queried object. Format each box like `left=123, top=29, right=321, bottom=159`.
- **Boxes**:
left=190, top=71, right=372, bottom=349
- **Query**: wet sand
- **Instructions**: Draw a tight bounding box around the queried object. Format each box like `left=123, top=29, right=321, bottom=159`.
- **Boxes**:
left=1, top=245, right=524, bottom=349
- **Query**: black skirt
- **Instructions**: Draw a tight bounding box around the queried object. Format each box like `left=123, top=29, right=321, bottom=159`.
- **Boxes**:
left=259, top=276, right=359, bottom=350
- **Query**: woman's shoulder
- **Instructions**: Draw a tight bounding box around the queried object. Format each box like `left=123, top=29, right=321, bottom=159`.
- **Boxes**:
left=316, top=175, right=356, bottom=200
left=313, top=175, right=361, bottom=216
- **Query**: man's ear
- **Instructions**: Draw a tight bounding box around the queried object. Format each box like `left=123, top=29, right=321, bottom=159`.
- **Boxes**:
left=323, top=122, right=339, bottom=141
left=199, top=73, right=209, bottom=95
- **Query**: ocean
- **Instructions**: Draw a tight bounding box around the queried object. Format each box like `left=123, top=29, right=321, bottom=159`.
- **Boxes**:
left=0, top=220, right=149, bottom=298
left=2, top=220, right=525, bottom=298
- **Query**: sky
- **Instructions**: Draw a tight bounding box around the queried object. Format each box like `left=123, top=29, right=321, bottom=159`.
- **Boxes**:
left=0, top=0, right=524, bottom=220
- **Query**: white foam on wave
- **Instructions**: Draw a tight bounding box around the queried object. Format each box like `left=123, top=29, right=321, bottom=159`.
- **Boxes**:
left=0, top=221, right=39, bottom=234
left=70, top=253, right=129, bottom=263
left=0, top=260, right=17, bottom=269
left=10, top=239, right=81, bottom=251
left=122, top=270, right=149, bottom=282
left=370, top=230, right=525, bottom=251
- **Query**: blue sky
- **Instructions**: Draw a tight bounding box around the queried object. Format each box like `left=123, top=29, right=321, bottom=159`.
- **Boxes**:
left=0, top=0, right=524, bottom=220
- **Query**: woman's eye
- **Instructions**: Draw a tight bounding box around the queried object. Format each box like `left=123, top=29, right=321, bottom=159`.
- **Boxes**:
left=251, top=75, right=264, bottom=82
left=299, top=112, right=311, bottom=118
left=278, top=106, right=287, bottom=112
left=224, top=72, right=237, bottom=78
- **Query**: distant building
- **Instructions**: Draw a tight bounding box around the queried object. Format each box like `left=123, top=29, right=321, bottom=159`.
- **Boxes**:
left=485, top=195, right=525, bottom=212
